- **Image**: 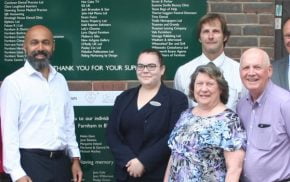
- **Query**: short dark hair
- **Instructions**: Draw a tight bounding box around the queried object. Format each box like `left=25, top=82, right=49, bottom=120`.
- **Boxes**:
left=197, top=13, right=230, bottom=46
left=138, top=48, right=164, bottom=66
left=189, top=63, right=229, bottom=104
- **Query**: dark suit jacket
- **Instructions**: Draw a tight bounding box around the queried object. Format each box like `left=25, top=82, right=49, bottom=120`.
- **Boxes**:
left=272, top=56, right=289, bottom=90
left=106, top=84, right=188, bottom=181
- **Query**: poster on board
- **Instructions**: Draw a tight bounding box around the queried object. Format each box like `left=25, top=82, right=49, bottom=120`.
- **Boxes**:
left=1, top=0, right=206, bottom=80
left=1, top=0, right=206, bottom=181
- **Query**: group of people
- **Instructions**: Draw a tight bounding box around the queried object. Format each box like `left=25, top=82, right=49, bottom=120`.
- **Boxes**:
left=107, top=14, right=290, bottom=182
left=0, top=12, right=290, bottom=182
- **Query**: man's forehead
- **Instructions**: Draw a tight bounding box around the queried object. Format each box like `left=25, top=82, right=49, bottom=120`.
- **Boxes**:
left=283, top=19, right=290, bottom=28
left=241, top=55, right=264, bottom=65
left=25, top=25, right=52, bottom=37
left=25, top=30, right=53, bottom=42
left=202, top=19, right=221, bottom=27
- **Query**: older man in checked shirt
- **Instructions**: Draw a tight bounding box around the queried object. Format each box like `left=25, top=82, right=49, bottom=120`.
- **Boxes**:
left=237, top=48, right=290, bottom=182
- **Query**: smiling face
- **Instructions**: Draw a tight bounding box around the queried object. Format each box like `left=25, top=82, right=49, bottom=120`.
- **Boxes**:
left=283, top=19, right=290, bottom=54
left=240, top=48, right=272, bottom=100
left=136, top=52, right=165, bottom=89
left=23, top=25, right=55, bottom=71
left=194, top=72, right=221, bottom=107
left=199, top=19, right=227, bottom=58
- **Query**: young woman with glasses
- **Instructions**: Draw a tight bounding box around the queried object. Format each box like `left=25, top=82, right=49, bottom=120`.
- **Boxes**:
left=106, top=48, right=188, bottom=182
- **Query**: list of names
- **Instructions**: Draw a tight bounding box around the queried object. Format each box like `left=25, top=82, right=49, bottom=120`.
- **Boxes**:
left=3, top=0, right=47, bottom=62
left=151, top=0, right=196, bottom=57
left=80, top=0, right=118, bottom=59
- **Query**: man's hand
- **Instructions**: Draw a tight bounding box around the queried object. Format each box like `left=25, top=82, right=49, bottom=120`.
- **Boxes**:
left=16, top=175, right=32, bottom=182
left=126, top=158, right=145, bottom=178
left=71, top=158, right=83, bottom=182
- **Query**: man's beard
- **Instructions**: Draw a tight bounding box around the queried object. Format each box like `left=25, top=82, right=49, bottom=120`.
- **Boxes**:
left=26, top=50, right=52, bottom=71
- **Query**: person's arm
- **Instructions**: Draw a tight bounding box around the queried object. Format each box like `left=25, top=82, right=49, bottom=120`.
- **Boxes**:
left=126, top=158, right=145, bottom=177
left=281, top=99, right=290, bottom=138
left=224, top=149, right=245, bottom=182
left=137, top=93, right=187, bottom=172
left=64, top=80, right=81, bottom=158
left=62, top=79, right=82, bottom=182
left=15, top=176, right=32, bottom=182
left=71, top=158, right=83, bottom=182
left=163, top=156, right=172, bottom=182
left=221, top=111, right=246, bottom=182
left=106, top=93, right=136, bottom=169
left=0, top=77, right=27, bottom=181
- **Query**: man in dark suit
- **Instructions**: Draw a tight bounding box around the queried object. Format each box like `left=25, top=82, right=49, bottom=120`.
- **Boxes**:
left=272, top=17, right=290, bottom=90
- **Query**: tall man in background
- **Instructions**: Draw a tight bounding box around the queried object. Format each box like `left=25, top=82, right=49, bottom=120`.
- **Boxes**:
left=0, top=25, right=82, bottom=182
left=272, top=17, right=290, bottom=90
left=237, top=48, right=290, bottom=182
left=174, top=13, right=243, bottom=110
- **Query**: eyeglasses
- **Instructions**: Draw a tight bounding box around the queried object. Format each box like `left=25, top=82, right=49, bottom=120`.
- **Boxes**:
left=136, top=64, right=158, bottom=71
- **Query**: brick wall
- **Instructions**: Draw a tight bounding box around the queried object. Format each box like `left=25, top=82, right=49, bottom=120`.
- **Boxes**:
left=208, top=0, right=275, bottom=60
left=68, top=0, right=275, bottom=91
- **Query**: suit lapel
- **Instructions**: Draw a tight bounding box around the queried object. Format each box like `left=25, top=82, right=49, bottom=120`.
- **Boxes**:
left=116, top=86, right=139, bottom=128
left=142, top=84, right=168, bottom=119
left=279, top=57, right=289, bottom=89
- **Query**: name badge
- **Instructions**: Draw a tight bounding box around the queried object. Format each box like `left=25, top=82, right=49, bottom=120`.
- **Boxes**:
left=150, top=101, right=161, bottom=107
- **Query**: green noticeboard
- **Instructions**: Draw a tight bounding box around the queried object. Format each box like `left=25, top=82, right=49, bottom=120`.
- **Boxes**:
left=71, top=90, right=122, bottom=181
left=1, top=0, right=206, bottom=80
left=1, top=0, right=206, bottom=181
left=74, top=106, right=115, bottom=182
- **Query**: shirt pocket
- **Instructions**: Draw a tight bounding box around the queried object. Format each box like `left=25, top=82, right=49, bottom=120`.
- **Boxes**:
left=251, top=125, right=273, bottom=150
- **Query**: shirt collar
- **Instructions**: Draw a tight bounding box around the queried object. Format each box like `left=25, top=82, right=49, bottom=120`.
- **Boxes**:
left=246, top=80, right=273, bottom=106
left=200, top=52, right=226, bottom=67
left=24, top=60, right=57, bottom=80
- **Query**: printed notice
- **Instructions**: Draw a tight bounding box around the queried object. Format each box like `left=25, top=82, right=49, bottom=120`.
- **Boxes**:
left=80, top=0, right=118, bottom=59
left=1, top=0, right=205, bottom=80
left=3, top=0, right=47, bottom=62
left=75, top=107, right=115, bottom=181
left=151, top=0, right=196, bottom=57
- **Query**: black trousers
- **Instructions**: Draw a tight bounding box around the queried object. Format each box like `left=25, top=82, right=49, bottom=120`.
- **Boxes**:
left=20, top=149, right=72, bottom=182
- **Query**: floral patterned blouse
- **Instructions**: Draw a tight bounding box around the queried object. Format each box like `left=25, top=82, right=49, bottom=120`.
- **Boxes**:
left=168, top=108, right=246, bottom=182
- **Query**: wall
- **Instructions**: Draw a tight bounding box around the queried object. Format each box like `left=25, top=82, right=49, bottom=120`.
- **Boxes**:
left=208, top=0, right=275, bottom=61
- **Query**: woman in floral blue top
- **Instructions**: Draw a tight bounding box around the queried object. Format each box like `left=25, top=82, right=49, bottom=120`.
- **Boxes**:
left=164, top=63, right=246, bottom=182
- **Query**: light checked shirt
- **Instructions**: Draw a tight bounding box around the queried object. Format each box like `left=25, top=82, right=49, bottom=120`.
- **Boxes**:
left=237, top=81, right=290, bottom=182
